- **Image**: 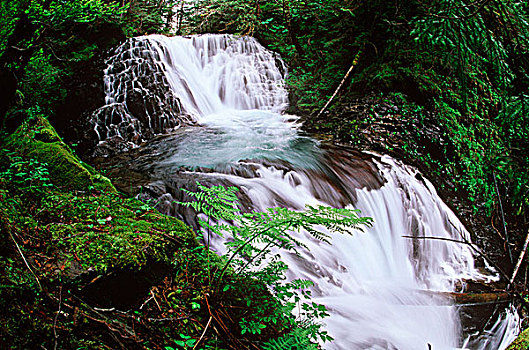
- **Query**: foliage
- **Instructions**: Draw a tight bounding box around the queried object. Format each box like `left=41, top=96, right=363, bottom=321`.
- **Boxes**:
left=121, top=0, right=180, bottom=36
left=0, top=0, right=22, bottom=54
left=174, top=0, right=527, bottom=224
left=262, top=326, right=319, bottom=350
left=180, top=0, right=369, bottom=112
left=409, top=0, right=529, bottom=216
left=179, top=182, right=372, bottom=344
left=0, top=153, right=53, bottom=199
left=0, top=119, right=212, bottom=349
left=0, top=0, right=129, bottom=128
left=0, top=119, right=196, bottom=277
left=179, top=0, right=529, bottom=223
left=180, top=0, right=259, bottom=35
left=507, top=326, right=529, bottom=350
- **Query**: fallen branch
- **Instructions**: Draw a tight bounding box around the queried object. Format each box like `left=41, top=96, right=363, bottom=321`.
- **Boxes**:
left=419, top=290, right=512, bottom=305
left=9, top=230, right=42, bottom=291
left=205, top=295, right=245, bottom=349
left=315, top=50, right=362, bottom=119
left=509, top=230, right=529, bottom=286
left=151, top=289, right=162, bottom=311
left=494, top=173, right=512, bottom=262
left=448, top=291, right=511, bottom=305
left=193, top=316, right=212, bottom=350
left=402, top=235, right=511, bottom=283
left=69, top=295, right=139, bottom=341
left=147, top=317, right=190, bottom=322
left=139, top=294, right=154, bottom=310
left=53, top=286, right=62, bottom=350
left=48, top=293, right=140, bottom=344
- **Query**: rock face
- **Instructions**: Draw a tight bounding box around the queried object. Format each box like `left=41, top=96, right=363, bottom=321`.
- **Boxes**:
left=88, top=38, right=196, bottom=157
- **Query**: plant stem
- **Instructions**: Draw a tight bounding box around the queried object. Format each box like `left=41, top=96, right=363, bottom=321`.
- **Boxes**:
left=213, top=220, right=292, bottom=295
left=9, top=230, right=42, bottom=291
left=193, top=316, right=212, bottom=350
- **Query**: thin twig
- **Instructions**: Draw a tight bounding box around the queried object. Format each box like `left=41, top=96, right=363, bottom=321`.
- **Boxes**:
left=140, top=295, right=154, bottom=310
left=402, top=235, right=511, bottom=282
left=213, top=223, right=282, bottom=295
left=94, top=307, right=116, bottom=312
left=490, top=208, right=505, bottom=240
left=494, top=173, right=512, bottom=262
left=193, top=316, right=212, bottom=350
left=236, top=240, right=277, bottom=275
left=53, top=286, right=62, bottom=350
left=151, top=289, right=162, bottom=311
left=9, top=230, right=42, bottom=291
left=147, top=317, right=190, bottom=322
left=315, top=51, right=361, bottom=119
left=448, top=220, right=513, bottom=283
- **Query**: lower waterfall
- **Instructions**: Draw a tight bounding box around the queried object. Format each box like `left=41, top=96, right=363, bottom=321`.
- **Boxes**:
left=94, top=34, right=520, bottom=349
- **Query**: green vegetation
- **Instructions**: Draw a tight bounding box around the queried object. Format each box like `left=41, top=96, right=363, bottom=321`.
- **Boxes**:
left=180, top=0, right=529, bottom=222
left=4, top=113, right=114, bottom=192
left=0, top=113, right=203, bottom=347
left=2, top=0, right=529, bottom=348
left=0, top=0, right=125, bottom=127
left=0, top=0, right=178, bottom=134
left=179, top=2, right=529, bottom=344
left=180, top=1, right=529, bottom=280
left=507, top=327, right=529, bottom=350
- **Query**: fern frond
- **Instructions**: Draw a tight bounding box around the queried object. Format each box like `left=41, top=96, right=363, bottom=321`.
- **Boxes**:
left=262, top=327, right=319, bottom=350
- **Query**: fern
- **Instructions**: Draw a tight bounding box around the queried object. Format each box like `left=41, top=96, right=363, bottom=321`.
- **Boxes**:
left=179, top=182, right=372, bottom=344
left=179, top=181, right=239, bottom=221
left=262, top=327, right=320, bottom=350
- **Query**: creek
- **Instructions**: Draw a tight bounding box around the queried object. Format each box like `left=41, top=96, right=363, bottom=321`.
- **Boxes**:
left=93, top=34, right=520, bottom=349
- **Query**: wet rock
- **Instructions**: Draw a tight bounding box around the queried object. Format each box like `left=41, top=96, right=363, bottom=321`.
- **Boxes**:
left=87, top=38, right=197, bottom=156
left=91, top=135, right=138, bottom=158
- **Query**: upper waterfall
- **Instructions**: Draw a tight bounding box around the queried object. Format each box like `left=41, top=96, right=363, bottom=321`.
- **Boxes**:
left=147, top=34, right=289, bottom=117
left=89, top=34, right=288, bottom=151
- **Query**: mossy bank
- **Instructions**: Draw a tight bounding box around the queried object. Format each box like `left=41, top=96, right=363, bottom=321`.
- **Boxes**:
left=0, top=115, right=296, bottom=349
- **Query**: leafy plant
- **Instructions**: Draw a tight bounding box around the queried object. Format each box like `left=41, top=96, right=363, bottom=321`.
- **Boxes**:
left=0, top=152, right=53, bottom=199
left=262, top=326, right=320, bottom=350
left=179, top=181, right=373, bottom=344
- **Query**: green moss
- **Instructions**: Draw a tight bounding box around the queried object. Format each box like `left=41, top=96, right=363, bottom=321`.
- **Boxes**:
left=33, top=192, right=197, bottom=275
left=507, top=328, right=529, bottom=350
left=5, top=116, right=115, bottom=192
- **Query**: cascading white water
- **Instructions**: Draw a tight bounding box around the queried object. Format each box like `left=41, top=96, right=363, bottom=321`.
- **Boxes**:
left=147, top=34, right=288, bottom=117
left=101, top=34, right=520, bottom=348
left=187, top=156, right=516, bottom=350
left=91, top=34, right=288, bottom=152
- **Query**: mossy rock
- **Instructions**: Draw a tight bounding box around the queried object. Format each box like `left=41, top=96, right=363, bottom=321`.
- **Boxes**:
left=507, top=327, right=529, bottom=350
left=5, top=116, right=114, bottom=192
left=36, top=192, right=198, bottom=276
left=1, top=114, right=200, bottom=277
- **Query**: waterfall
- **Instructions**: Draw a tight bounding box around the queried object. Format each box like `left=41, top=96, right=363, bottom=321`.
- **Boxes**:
left=96, top=34, right=520, bottom=349
left=147, top=34, right=288, bottom=116
left=89, top=34, right=287, bottom=151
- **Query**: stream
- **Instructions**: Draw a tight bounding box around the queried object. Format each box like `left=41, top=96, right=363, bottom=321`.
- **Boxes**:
left=93, top=34, right=520, bottom=349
